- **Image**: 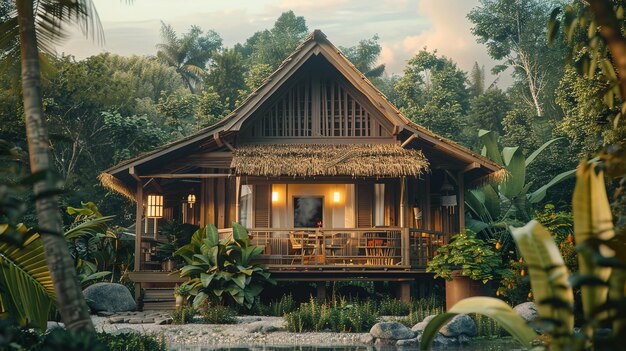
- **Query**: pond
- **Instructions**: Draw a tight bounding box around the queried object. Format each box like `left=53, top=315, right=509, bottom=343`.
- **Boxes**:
left=169, top=338, right=524, bottom=351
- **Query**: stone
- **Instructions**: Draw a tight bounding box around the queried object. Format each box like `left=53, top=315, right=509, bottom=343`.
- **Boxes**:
left=412, top=315, right=436, bottom=334
left=439, top=314, right=477, bottom=337
left=514, top=302, right=538, bottom=323
left=46, top=321, right=64, bottom=332
left=370, top=322, right=416, bottom=340
left=97, top=311, right=115, bottom=317
left=431, top=334, right=458, bottom=347
left=155, top=318, right=173, bottom=325
left=374, top=338, right=397, bottom=347
left=128, top=318, right=143, bottom=324
left=108, top=316, right=125, bottom=324
left=396, top=338, right=418, bottom=347
left=83, top=283, right=136, bottom=313
left=141, top=318, right=155, bottom=323
left=458, top=334, right=471, bottom=344
left=109, top=328, right=140, bottom=336
left=359, top=334, right=374, bottom=344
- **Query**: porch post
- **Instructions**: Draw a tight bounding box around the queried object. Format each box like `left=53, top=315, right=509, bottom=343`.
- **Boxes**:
left=399, top=176, right=406, bottom=227
left=235, top=176, right=241, bottom=223
left=131, top=168, right=144, bottom=303
left=457, top=171, right=465, bottom=232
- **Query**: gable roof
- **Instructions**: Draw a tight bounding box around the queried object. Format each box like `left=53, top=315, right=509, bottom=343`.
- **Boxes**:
left=102, top=30, right=503, bottom=186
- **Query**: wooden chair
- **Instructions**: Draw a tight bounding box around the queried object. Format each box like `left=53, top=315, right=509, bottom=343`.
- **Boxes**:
left=289, top=231, right=315, bottom=264
left=325, top=232, right=348, bottom=263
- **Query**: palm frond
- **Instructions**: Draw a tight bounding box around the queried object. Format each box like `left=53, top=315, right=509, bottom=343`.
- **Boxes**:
left=0, top=232, right=55, bottom=331
left=64, top=215, right=114, bottom=240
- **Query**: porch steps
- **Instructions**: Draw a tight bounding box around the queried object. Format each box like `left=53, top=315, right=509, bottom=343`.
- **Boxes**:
left=142, top=287, right=176, bottom=311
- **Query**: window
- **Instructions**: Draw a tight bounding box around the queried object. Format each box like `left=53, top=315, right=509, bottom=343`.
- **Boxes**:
left=293, top=196, right=323, bottom=228
left=374, top=183, right=385, bottom=226
left=239, top=185, right=253, bottom=228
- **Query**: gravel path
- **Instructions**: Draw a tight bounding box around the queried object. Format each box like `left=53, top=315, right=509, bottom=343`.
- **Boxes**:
left=93, top=315, right=369, bottom=350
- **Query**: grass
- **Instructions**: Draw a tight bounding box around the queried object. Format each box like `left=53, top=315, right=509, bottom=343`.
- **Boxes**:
left=201, top=304, right=238, bottom=324
left=285, top=297, right=378, bottom=333
left=249, top=294, right=298, bottom=316
left=170, top=305, right=195, bottom=324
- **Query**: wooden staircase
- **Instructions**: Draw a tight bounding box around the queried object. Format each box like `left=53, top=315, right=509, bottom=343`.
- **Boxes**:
left=142, top=287, right=176, bottom=311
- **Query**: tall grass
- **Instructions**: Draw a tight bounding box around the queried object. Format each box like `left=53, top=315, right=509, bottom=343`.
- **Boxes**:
left=285, top=297, right=378, bottom=332
left=399, top=296, right=445, bottom=327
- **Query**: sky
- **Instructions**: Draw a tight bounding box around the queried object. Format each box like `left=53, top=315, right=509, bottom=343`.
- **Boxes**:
left=57, top=0, right=507, bottom=84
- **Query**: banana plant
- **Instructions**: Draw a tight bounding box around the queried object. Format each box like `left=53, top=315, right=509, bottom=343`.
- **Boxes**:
left=175, top=222, right=275, bottom=310
left=421, top=161, right=625, bottom=351
left=466, top=130, right=577, bottom=248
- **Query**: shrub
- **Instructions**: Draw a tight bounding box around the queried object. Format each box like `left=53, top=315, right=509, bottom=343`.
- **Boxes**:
left=471, top=313, right=505, bottom=339
left=176, top=223, right=275, bottom=310
left=377, top=296, right=411, bottom=316
left=398, top=296, right=445, bottom=327
left=170, top=305, right=195, bottom=324
left=285, top=298, right=378, bottom=333
left=200, top=304, right=237, bottom=324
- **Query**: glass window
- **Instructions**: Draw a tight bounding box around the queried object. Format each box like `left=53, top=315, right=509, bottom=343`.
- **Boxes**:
left=239, top=185, right=253, bottom=228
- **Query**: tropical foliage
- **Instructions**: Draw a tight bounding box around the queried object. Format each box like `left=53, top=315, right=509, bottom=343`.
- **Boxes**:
left=426, top=230, right=502, bottom=283
left=175, top=223, right=275, bottom=309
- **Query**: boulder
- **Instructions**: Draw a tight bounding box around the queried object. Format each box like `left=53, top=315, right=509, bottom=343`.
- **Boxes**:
left=412, top=315, right=436, bottom=333
left=83, top=283, right=136, bottom=313
left=46, top=321, right=64, bottom=332
left=439, top=314, right=477, bottom=337
left=514, top=302, right=538, bottom=323
left=359, top=334, right=374, bottom=344
left=370, top=322, right=416, bottom=340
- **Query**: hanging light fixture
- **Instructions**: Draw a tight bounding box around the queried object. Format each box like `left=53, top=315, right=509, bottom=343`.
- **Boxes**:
left=439, top=174, right=457, bottom=214
left=146, top=194, right=163, bottom=218
left=187, top=193, right=196, bottom=208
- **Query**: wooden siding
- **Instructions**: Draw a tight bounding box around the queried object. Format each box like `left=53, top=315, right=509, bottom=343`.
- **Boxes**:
left=244, top=75, right=392, bottom=139
left=356, top=183, right=373, bottom=227
left=254, top=184, right=271, bottom=228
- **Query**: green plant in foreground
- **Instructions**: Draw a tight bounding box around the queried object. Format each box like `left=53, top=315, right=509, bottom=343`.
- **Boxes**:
left=175, top=223, right=275, bottom=309
left=200, top=303, right=237, bottom=324
left=426, top=229, right=502, bottom=283
left=285, top=298, right=378, bottom=333
left=420, top=162, right=626, bottom=351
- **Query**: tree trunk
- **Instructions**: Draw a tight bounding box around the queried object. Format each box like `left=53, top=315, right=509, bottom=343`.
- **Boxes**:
left=15, top=0, right=94, bottom=332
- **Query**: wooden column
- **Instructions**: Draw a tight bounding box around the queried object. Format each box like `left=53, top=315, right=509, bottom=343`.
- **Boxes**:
left=235, top=176, right=241, bottom=223
left=399, top=176, right=406, bottom=227
left=316, top=282, right=326, bottom=302
left=401, top=227, right=410, bottom=266
left=133, top=177, right=143, bottom=303
left=397, top=281, right=411, bottom=302
left=457, top=172, right=465, bottom=232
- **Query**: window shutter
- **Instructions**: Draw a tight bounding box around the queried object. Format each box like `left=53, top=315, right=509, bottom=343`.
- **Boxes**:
left=356, top=183, right=373, bottom=228
left=254, top=184, right=271, bottom=228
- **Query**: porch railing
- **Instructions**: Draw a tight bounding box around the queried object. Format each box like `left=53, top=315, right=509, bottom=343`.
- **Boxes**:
left=218, top=227, right=448, bottom=269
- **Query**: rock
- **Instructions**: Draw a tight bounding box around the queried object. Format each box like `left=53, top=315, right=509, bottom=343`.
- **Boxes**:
left=46, top=321, right=64, bottom=331
left=396, top=338, right=418, bottom=347
left=439, top=314, right=476, bottom=337
left=514, top=302, right=538, bottom=323
left=359, top=334, right=374, bottom=344
left=97, top=311, right=115, bottom=317
left=83, top=283, right=136, bottom=313
left=155, top=318, right=173, bottom=325
left=141, top=318, right=154, bottom=323
left=458, top=334, right=471, bottom=344
left=412, top=315, right=436, bottom=333
left=108, top=316, right=125, bottom=324
left=370, top=322, right=416, bottom=340
left=109, top=328, right=140, bottom=336
left=431, top=334, right=458, bottom=347
left=128, top=318, right=143, bottom=324
left=374, top=338, right=397, bottom=347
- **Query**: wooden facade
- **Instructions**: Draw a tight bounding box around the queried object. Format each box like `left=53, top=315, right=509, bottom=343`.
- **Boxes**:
left=100, top=30, right=502, bottom=307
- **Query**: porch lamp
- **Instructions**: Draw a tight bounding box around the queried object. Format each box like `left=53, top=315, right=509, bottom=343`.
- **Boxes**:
left=333, top=191, right=340, bottom=203
left=439, top=175, right=457, bottom=214
left=272, top=191, right=279, bottom=202
left=146, top=194, right=163, bottom=218
left=187, top=193, right=196, bottom=208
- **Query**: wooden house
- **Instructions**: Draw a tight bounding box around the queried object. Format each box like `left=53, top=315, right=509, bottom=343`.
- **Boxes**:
left=100, top=30, right=503, bottom=309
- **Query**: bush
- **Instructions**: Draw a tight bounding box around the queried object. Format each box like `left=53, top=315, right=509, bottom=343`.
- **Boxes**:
left=200, top=304, right=237, bottom=324
left=471, top=313, right=505, bottom=339
left=377, top=296, right=411, bottom=316
left=170, top=305, right=195, bottom=324
left=398, top=296, right=445, bottom=327
left=285, top=298, right=378, bottom=332
left=249, top=294, right=298, bottom=316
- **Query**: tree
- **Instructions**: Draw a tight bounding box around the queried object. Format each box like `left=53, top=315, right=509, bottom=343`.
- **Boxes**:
left=468, top=88, right=510, bottom=140
left=206, top=48, right=245, bottom=111
left=3, top=0, right=103, bottom=332
left=243, top=11, right=308, bottom=70
left=340, top=35, right=385, bottom=79
left=468, top=62, right=485, bottom=97
left=468, top=0, right=562, bottom=118
left=156, top=22, right=222, bottom=94
left=395, top=50, right=470, bottom=142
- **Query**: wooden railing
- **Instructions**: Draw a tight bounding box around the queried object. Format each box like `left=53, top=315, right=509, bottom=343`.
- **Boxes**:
left=218, top=227, right=448, bottom=269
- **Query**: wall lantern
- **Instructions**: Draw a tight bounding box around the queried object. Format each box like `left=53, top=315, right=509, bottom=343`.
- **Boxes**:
left=272, top=191, right=279, bottom=202
left=146, top=194, right=164, bottom=218
left=187, top=193, right=196, bottom=208
left=333, top=191, right=341, bottom=203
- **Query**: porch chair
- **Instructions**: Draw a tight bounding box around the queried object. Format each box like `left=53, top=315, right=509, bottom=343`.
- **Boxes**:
left=288, top=231, right=316, bottom=264
left=325, top=232, right=348, bottom=264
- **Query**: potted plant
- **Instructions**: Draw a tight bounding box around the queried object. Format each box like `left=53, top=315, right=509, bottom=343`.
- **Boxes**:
left=156, top=220, right=199, bottom=271
left=155, top=242, right=177, bottom=271
left=174, top=284, right=192, bottom=308
left=426, top=230, right=502, bottom=310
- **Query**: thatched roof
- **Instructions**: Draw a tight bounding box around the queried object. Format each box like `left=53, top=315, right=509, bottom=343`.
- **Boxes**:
left=231, top=144, right=428, bottom=177
left=98, top=173, right=135, bottom=201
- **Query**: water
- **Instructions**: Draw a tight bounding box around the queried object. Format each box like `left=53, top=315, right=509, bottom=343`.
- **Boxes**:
left=170, top=339, right=523, bottom=351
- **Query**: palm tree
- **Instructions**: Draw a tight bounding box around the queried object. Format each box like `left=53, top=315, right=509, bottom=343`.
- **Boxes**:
left=2, top=0, right=104, bottom=332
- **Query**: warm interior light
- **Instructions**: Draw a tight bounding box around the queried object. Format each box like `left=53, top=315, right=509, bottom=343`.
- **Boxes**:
left=146, top=195, right=163, bottom=218
left=272, top=191, right=279, bottom=202
left=187, top=194, right=196, bottom=208
left=333, top=191, right=340, bottom=203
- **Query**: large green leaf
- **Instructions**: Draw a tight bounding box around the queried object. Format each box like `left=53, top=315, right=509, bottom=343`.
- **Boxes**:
left=525, top=137, right=563, bottom=167
left=0, top=231, right=55, bottom=331
left=527, top=168, right=577, bottom=204
left=510, top=221, right=574, bottom=336
left=64, top=215, right=114, bottom=239
left=232, top=222, right=249, bottom=246
left=500, top=147, right=525, bottom=199
left=419, top=297, right=538, bottom=351
left=478, top=129, right=504, bottom=165
left=482, top=184, right=501, bottom=219
left=572, top=162, right=614, bottom=325
left=205, top=224, right=219, bottom=248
